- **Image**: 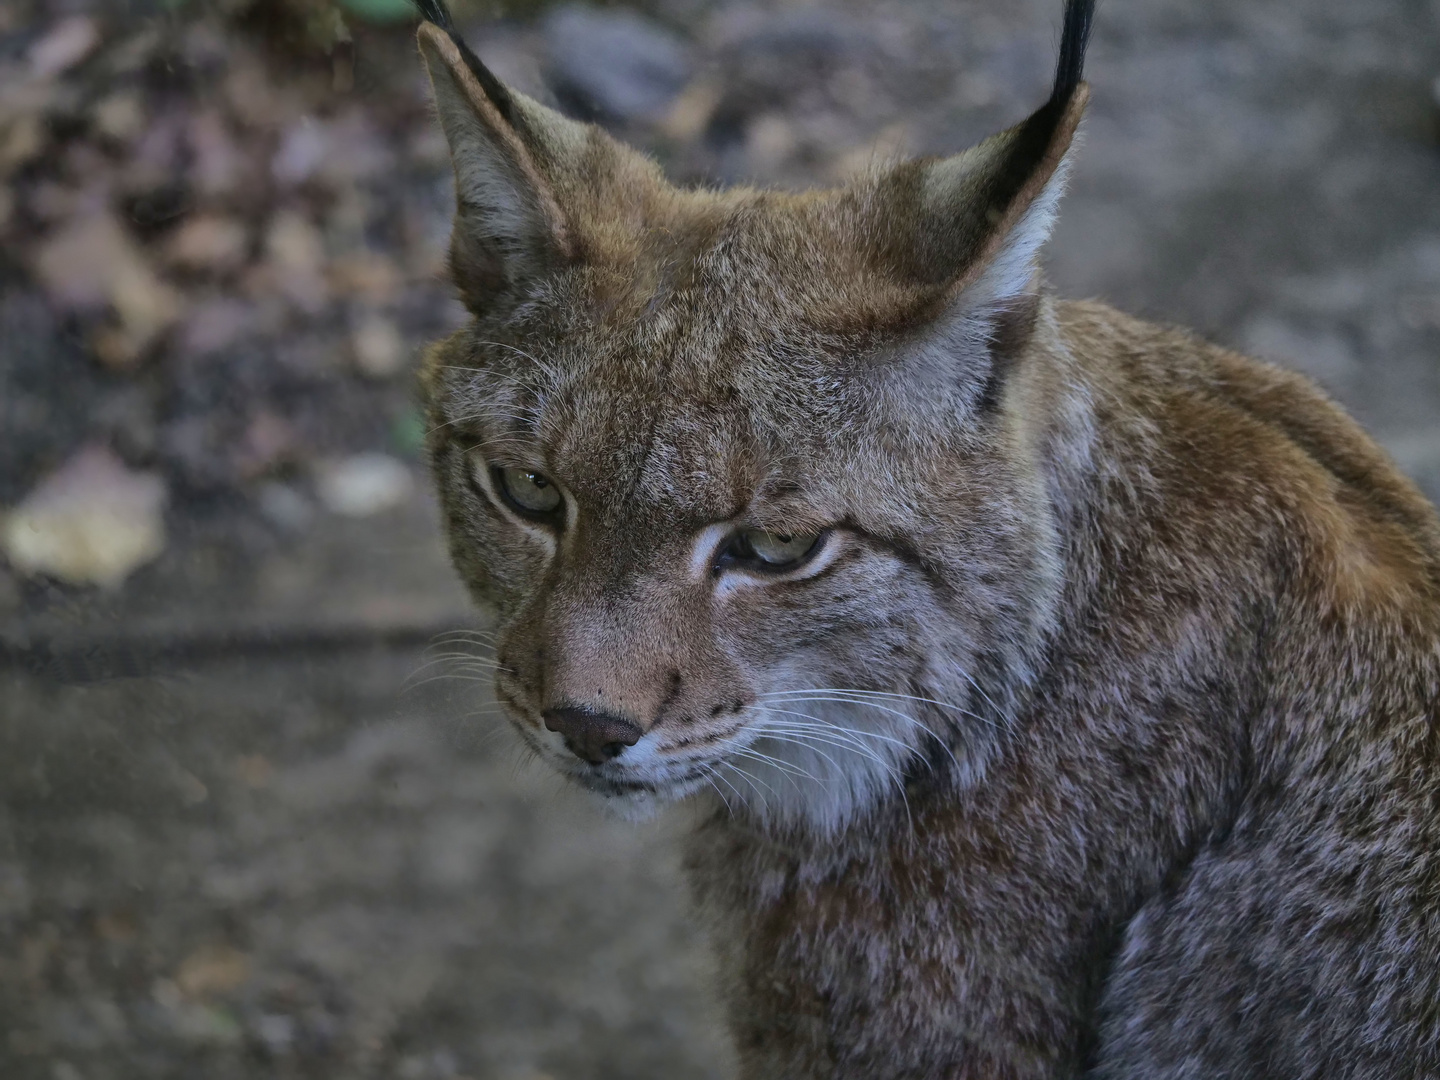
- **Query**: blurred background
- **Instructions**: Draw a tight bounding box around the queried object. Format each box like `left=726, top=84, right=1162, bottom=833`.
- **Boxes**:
left=1, top=0, right=1438, bottom=1076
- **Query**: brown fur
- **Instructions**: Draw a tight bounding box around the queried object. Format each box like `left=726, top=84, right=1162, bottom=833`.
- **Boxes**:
left=414, top=7, right=1440, bottom=1077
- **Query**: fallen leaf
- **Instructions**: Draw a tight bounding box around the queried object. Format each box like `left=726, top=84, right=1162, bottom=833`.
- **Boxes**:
left=36, top=211, right=119, bottom=295
left=175, top=944, right=251, bottom=999
left=0, top=113, right=45, bottom=174
left=94, top=910, right=139, bottom=943
left=174, top=768, right=210, bottom=805
left=106, top=29, right=163, bottom=77
left=187, top=109, right=246, bottom=196
left=1, top=445, right=167, bottom=588
left=33, top=210, right=182, bottom=358
left=329, top=250, right=400, bottom=302
left=27, top=16, right=99, bottom=79
left=314, top=453, right=411, bottom=517
left=351, top=313, right=405, bottom=378
left=164, top=213, right=250, bottom=273
left=271, top=115, right=327, bottom=185
left=661, top=79, right=722, bottom=141
left=223, top=54, right=292, bottom=131
left=746, top=113, right=797, bottom=172
left=108, top=269, right=184, bottom=362
left=92, top=90, right=146, bottom=143
left=258, top=210, right=329, bottom=312
left=235, top=754, right=273, bottom=788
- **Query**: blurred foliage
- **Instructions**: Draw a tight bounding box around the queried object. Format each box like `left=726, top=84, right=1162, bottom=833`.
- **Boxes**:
left=335, top=0, right=415, bottom=23
left=390, top=408, right=428, bottom=459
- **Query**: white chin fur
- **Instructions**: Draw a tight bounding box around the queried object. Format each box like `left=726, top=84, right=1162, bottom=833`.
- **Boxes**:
left=696, top=699, right=938, bottom=835
left=589, top=787, right=667, bottom=822
left=573, top=770, right=711, bottom=823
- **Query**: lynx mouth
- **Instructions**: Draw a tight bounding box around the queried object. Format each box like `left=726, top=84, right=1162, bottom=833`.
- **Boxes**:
left=571, top=772, right=660, bottom=796
left=566, top=764, right=710, bottom=801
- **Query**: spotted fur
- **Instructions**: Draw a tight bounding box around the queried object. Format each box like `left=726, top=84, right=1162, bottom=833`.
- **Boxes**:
left=415, top=2, right=1440, bottom=1076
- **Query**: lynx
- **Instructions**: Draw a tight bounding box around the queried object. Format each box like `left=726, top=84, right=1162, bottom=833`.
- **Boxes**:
left=412, top=0, right=1440, bottom=1075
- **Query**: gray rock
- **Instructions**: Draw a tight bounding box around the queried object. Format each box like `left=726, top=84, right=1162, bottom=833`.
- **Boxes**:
left=704, top=10, right=870, bottom=148
left=543, top=5, right=692, bottom=124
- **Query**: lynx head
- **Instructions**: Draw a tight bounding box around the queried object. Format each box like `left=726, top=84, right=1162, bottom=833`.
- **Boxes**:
left=416, top=0, right=1094, bottom=833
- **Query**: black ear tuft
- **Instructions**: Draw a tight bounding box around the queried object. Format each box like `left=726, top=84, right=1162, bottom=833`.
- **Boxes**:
left=1050, top=0, right=1096, bottom=107
left=412, top=0, right=517, bottom=124
left=411, top=0, right=453, bottom=31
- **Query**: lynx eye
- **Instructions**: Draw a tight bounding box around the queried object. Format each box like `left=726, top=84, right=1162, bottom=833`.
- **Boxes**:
left=719, top=528, right=823, bottom=572
left=492, top=466, right=562, bottom=518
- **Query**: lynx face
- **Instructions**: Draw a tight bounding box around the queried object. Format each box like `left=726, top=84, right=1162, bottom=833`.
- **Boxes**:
left=417, top=17, right=1083, bottom=831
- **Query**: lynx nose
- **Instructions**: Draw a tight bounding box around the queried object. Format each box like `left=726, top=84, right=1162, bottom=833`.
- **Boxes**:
left=542, top=706, right=643, bottom=765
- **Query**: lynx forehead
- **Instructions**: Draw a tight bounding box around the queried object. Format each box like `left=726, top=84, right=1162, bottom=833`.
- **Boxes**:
left=414, top=0, right=1440, bottom=1076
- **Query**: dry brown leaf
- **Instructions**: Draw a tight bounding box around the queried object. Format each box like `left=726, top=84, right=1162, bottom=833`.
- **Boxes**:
left=187, top=109, right=247, bottom=196
left=94, top=910, right=139, bottom=944
left=660, top=79, right=722, bottom=141
left=329, top=250, right=401, bottom=302
left=175, top=944, right=251, bottom=999
left=92, top=91, right=146, bottom=143
left=34, top=209, right=142, bottom=308
left=32, top=208, right=184, bottom=357
left=0, top=113, right=45, bottom=174
left=1, top=445, right=167, bottom=587
left=27, top=16, right=99, bottom=80
left=223, top=54, right=293, bottom=132
left=746, top=114, right=797, bottom=172
left=112, top=270, right=183, bottom=346
left=165, top=214, right=250, bottom=274
left=235, top=754, right=273, bottom=788
left=351, top=313, right=405, bottom=378
left=257, top=210, right=330, bottom=312
left=176, top=770, right=209, bottom=806
left=314, top=453, right=412, bottom=517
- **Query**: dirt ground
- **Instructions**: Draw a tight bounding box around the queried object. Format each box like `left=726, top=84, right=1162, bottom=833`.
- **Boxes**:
left=2, top=0, right=1439, bottom=1077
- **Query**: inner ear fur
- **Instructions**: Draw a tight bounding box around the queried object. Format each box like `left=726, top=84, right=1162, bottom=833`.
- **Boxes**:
left=417, top=23, right=579, bottom=308
left=867, top=87, right=1088, bottom=302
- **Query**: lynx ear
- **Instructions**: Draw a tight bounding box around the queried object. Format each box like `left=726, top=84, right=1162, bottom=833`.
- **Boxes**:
left=872, top=0, right=1093, bottom=310
left=416, top=18, right=580, bottom=308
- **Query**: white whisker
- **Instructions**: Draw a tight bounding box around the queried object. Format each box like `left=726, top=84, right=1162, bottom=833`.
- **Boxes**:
left=718, top=760, right=780, bottom=802
left=758, top=714, right=916, bottom=755
left=727, top=745, right=819, bottom=790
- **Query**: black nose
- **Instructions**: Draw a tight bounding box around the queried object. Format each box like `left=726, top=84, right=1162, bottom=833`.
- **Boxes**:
left=542, top=706, right=643, bottom=765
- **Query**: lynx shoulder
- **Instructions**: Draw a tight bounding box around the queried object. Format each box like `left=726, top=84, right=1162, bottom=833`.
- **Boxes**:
left=412, top=0, right=1440, bottom=1075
